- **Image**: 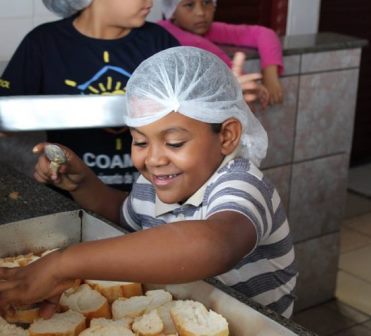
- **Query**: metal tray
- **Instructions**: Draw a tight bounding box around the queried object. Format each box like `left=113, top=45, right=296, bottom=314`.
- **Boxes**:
left=0, top=210, right=303, bottom=336
left=0, top=95, right=126, bottom=131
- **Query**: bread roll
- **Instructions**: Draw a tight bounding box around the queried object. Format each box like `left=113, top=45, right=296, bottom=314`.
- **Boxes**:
left=0, top=316, right=28, bottom=336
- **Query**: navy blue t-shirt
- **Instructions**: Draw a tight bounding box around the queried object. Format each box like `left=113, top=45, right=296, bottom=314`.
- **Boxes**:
left=0, top=17, right=179, bottom=191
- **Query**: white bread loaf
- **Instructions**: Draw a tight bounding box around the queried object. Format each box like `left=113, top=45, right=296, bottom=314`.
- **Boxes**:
left=28, top=310, right=86, bottom=336
left=79, top=325, right=134, bottom=336
left=60, top=284, right=111, bottom=321
left=132, top=309, right=164, bottom=336
left=170, top=300, right=229, bottom=336
left=112, top=289, right=172, bottom=320
left=0, top=316, right=28, bottom=336
left=85, top=280, right=142, bottom=303
left=0, top=253, right=39, bottom=268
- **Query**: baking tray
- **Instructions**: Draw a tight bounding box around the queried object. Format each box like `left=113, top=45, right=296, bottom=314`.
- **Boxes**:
left=0, top=210, right=309, bottom=336
left=0, top=95, right=126, bottom=131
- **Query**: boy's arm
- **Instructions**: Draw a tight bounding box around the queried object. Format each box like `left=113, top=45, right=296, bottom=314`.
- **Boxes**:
left=262, top=65, right=284, bottom=104
left=206, top=22, right=284, bottom=75
left=0, top=211, right=256, bottom=308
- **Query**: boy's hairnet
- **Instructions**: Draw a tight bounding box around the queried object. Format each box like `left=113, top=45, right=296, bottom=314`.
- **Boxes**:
left=125, top=46, right=268, bottom=167
left=42, top=0, right=92, bottom=17
left=161, top=0, right=217, bottom=20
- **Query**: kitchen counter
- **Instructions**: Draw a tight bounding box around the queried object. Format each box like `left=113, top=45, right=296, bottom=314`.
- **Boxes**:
left=0, top=163, right=316, bottom=335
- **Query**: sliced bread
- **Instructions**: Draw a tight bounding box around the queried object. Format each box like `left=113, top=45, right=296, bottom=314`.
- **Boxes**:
left=0, top=316, right=28, bottom=336
left=28, top=309, right=86, bottom=336
left=170, top=300, right=229, bottom=336
left=3, top=304, right=40, bottom=324
left=85, top=280, right=142, bottom=303
left=59, top=284, right=111, bottom=321
left=90, top=317, right=133, bottom=329
left=156, top=301, right=177, bottom=334
left=112, top=289, right=172, bottom=320
left=132, top=309, right=164, bottom=336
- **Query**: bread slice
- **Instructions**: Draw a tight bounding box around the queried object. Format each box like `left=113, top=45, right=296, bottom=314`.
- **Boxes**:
left=79, top=325, right=134, bottom=336
left=170, top=300, right=229, bottom=336
left=59, top=284, right=111, bottom=321
left=3, top=303, right=40, bottom=324
left=144, top=290, right=173, bottom=313
left=0, top=316, right=28, bottom=336
left=90, top=317, right=133, bottom=329
left=28, top=309, right=86, bottom=336
left=156, top=301, right=177, bottom=334
left=132, top=309, right=164, bottom=336
left=112, top=289, right=172, bottom=320
left=112, top=296, right=151, bottom=320
left=85, top=280, right=142, bottom=303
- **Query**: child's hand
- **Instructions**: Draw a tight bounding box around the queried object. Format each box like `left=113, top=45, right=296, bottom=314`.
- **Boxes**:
left=262, top=65, right=284, bottom=105
left=32, top=142, right=86, bottom=192
left=231, top=52, right=267, bottom=106
left=0, top=251, right=75, bottom=316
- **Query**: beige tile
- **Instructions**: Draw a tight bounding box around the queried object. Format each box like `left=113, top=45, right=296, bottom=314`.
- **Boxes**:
left=336, top=271, right=371, bottom=316
left=339, top=245, right=371, bottom=282
left=344, top=213, right=371, bottom=237
left=345, top=192, right=371, bottom=219
left=339, top=227, right=371, bottom=253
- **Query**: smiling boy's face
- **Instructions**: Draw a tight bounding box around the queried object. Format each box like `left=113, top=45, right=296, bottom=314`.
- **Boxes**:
left=130, top=112, right=225, bottom=204
left=172, top=0, right=215, bottom=36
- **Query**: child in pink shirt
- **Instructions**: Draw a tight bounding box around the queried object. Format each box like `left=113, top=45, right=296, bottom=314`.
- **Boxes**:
left=158, top=0, right=284, bottom=105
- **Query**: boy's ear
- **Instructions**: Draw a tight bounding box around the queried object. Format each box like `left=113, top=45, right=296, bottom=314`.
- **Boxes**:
left=219, top=118, right=242, bottom=155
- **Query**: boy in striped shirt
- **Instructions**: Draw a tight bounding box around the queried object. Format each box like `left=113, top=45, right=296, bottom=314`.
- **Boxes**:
left=0, top=47, right=297, bottom=318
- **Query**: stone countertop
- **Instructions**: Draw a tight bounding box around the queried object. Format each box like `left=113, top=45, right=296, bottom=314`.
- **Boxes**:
left=221, top=31, right=368, bottom=59
left=0, top=164, right=78, bottom=225
left=0, top=164, right=316, bottom=335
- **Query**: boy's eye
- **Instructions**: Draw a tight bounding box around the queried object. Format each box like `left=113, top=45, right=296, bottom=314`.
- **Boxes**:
left=182, top=1, right=194, bottom=8
left=203, top=0, right=213, bottom=5
left=167, top=142, right=185, bottom=148
left=133, top=141, right=147, bottom=147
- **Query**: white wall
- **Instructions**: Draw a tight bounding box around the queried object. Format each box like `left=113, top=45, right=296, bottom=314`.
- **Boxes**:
left=286, top=0, right=321, bottom=36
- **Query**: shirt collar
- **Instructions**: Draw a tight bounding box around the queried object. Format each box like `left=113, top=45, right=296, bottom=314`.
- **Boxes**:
left=155, top=150, right=238, bottom=216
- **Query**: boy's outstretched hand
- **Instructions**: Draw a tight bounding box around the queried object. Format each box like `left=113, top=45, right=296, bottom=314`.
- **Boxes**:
left=231, top=52, right=270, bottom=111
left=0, top=250, right=75, bottom=318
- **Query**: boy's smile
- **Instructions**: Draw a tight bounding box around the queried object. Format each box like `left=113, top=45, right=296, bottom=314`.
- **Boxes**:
left=130, top=112, right=225, bottom=204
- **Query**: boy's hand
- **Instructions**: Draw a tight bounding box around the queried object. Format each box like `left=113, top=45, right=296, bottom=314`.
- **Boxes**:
left=0, top=251, right=75, bottom=316
left=262, top=65, right=284, bottom=105
left=32, top=143, right=86, bottom=192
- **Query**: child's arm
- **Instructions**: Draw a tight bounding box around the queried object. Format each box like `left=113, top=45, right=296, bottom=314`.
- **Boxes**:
left=262, top=65, right=283, bottom=105
left=0, top=211, right=256, bottom=311
left=206, top=22, right=284, bottom=75
left=32, top=143, right=127, bottom=224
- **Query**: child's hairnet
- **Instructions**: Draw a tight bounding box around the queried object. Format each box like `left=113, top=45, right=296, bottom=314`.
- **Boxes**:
left=42, top=0, right=92, bottom=18
left=125, top=46, right=268, bottom=167
left=161, top=0, right=217, bottom=20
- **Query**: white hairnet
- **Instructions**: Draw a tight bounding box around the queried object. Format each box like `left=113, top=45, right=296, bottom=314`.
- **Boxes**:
left=125, top=46, right=268, bottom=167
left=161, top=0, right=217, bottom=19
left=42, top=0, right=92, bottom=17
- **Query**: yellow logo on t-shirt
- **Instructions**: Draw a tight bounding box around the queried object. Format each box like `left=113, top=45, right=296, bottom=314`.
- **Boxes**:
left=0, top=79, right=10, bottom=89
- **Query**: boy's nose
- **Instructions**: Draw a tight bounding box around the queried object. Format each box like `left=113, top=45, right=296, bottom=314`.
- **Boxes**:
left=194, top=3, right=207, bottom=16
left=145, top=146, right=168, bottom=167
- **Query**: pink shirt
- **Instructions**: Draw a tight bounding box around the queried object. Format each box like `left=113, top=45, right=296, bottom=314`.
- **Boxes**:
left=157, top=20, right=284, bottom=74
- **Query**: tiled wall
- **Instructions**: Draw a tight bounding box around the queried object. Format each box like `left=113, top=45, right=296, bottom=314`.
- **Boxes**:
left=249, top=48, right=362, bottom=311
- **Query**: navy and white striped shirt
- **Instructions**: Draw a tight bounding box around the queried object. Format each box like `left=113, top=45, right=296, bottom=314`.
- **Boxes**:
left=121, top=155, right=297, bottom=318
